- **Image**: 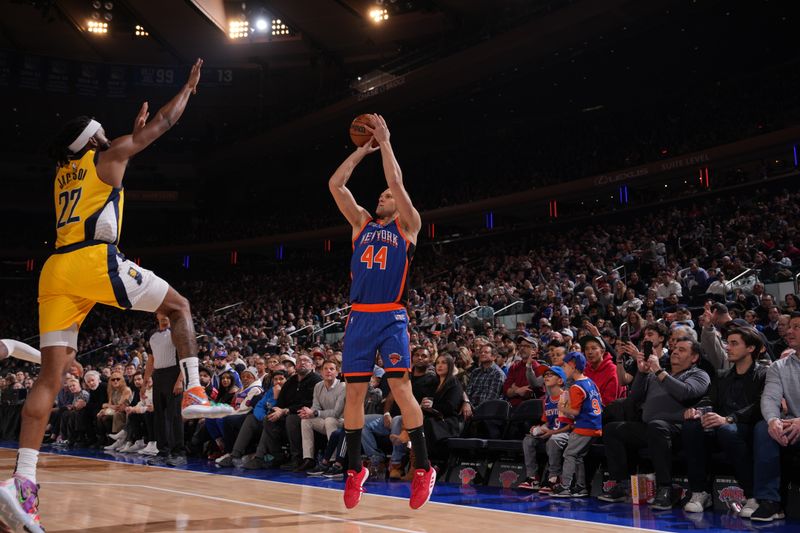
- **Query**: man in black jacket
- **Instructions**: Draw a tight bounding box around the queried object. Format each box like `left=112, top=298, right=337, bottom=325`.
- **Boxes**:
left=680, top=327, right=766, bottom=517
left=82, top=371, right=106, bottom=447
left=243, top=354, right=321, bottom=470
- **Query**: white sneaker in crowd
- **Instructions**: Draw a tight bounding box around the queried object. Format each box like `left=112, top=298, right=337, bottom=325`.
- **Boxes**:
left=108, top=429, right=127, bottom=441
left=683, top=491, right=712, bottom=513
left=104, top=438, right=125, bottom=452
left=127, top=439, right=147, bottom=453
left=739, top=498, right=759, bottom=519
left=138, top=441, right=159, bottom=456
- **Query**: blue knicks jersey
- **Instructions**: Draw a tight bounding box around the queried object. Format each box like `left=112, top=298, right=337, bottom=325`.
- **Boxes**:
left=542, top=395, right=572, bottom=431
left=350, top=219, right=415, bottom=305
left=572, top=378, right=603, bottom=433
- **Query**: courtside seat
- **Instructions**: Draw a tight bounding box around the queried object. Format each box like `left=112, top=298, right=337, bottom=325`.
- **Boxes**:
left=447, top=399, right=511, bottom=452
left=485, top=399, right=543, bottom=453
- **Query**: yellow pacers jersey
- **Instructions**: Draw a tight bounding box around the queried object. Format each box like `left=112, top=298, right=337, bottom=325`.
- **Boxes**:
left=54, top=150, right=124, bottom=249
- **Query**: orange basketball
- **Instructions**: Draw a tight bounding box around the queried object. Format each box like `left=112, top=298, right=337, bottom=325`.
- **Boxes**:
left=349, top=114, right=378, bottom=148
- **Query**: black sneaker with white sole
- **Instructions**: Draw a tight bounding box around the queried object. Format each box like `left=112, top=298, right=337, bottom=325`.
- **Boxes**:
left=322, top=463, right=344, bottom=479
left=650, top=486, right=677, bottom=510
left=750, top=500, right=785, bottom=522
left=550, top=484, right=572, bottom=498
left=597, top=483, right=627, bottom=502
left=307, top=462, right=330, bottom=476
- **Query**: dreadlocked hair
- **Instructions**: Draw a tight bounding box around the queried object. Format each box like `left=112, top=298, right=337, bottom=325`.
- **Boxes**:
left=48, top=116, right=92, bottom=167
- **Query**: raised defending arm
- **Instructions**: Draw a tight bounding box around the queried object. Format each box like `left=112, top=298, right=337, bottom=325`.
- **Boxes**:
left=97, top=58, right=204, bottom=187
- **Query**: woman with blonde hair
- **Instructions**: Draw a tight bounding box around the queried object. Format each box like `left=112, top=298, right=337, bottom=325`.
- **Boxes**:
left=98, top=370, right=131, bottom=448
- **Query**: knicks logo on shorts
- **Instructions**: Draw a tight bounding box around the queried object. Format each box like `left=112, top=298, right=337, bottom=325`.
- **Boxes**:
left=387, top=353, right=401, bottom=365
left=127, top=267, right=143, bottom=286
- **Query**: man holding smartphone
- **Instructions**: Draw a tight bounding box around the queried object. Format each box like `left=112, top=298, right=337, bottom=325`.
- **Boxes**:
left=615, top=323, right=669, bottom=387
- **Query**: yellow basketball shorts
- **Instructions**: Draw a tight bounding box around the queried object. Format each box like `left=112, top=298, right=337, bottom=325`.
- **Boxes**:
left=38, top=242, right=169, bottom=344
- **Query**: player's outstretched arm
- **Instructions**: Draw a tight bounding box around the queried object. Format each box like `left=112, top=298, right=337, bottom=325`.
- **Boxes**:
left=329, top=142, right=378, bottom=232
left=366, top=114, right=421, bottom=240
left=97, top=58, right=203, bottom=187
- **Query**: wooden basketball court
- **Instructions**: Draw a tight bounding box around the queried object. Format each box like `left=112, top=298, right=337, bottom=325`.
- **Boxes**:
left=0, top=449, right=658, bottom=533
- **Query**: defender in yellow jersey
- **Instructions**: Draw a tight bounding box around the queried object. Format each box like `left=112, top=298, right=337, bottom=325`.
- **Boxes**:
left=0, top=59, right=232, bottom=533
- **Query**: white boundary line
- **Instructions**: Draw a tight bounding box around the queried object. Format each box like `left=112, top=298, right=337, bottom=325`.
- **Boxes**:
left=39, top=481, right=424, bottom=533
left=0, top=446, right=666, bottom=533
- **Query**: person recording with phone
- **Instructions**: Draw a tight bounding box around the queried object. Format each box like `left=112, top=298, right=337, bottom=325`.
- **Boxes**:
left=615, top=322, right=670, bottom=387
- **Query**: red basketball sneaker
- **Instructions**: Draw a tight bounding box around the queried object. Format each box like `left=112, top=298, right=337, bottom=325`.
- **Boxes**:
left=409, top=466, right=436, bottom=510
left=343, top=468, right=369, bottom=509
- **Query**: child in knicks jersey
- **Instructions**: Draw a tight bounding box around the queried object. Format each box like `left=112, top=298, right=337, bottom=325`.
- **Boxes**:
left=551, top=352, right=603, bottom=498
left=518, top=365, right=574, bottom=492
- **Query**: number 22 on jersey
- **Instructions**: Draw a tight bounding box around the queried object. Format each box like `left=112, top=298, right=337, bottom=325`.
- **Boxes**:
left=57, top=187, right=82, bottom=228
left=360, top=245, right=388, bottom=270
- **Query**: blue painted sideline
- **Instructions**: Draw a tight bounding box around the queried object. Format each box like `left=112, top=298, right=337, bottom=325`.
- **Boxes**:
left=0, top=442, right=796, bottom=532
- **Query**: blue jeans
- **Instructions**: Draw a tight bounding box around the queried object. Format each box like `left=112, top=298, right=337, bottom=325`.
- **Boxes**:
left=361, top=414, right=403, bottom=460
left=205, top=418, right=224, bottom=441
left=753, top=420, right=800, bottom=502
left=683, top=420, right=753, bottom=496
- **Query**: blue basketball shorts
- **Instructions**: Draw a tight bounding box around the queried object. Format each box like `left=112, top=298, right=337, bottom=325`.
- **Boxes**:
left=341, top=308, right=411, bottom=382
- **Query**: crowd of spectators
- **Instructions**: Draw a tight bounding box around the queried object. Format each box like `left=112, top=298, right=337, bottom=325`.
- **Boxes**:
left=2, top=181, right=800, bottom=522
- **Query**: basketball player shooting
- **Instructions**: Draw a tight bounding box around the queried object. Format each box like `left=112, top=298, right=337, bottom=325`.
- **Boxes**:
left=0, top=58, right=233, bottom=533
left=329, top=114, right=436, bottom=510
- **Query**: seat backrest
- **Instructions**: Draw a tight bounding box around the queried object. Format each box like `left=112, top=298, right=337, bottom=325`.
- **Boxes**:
left=504, top=399, right=543, bottom=439
left=460, top=399, right=510, bottom=439
left=510, top=399, right=542, bottom=422
left=472, top=399, right=511, bottom=421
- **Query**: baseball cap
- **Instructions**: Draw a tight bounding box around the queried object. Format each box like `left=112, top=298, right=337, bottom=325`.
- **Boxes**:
left=213, top=349, right=228, bottom=359
left=563, top=351, right=586, bottom=372
left=540, top=365, right=567, bottom=385
left=311, top=348, right=325, bottom=358
left=560, top=328, right=574, bottom=338
left=539, top=318, right=552, bottom=327
left=516, top=334, right=538, bottom=346
left=280, top=354, right=296, bottom=365
left=241, top=366, right=259, bottom=379
left=578, top=335, right=605, bottom=352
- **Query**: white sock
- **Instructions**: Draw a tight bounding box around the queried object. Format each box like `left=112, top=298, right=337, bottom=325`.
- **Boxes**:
left=180, top=357, right=201, bottom=389
left=14, top=448, right=39, bottom=484
left=0, top=339, right=41, bottom=365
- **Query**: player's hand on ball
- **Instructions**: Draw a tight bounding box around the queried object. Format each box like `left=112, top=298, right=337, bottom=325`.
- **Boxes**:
left=364, top=114, right=390, bottom=144
left=356, top=136, right=380, bottom=155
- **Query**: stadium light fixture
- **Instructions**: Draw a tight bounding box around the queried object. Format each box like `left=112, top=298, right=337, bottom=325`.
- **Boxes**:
left=255, top=18, right=268, bottom=32
left=87, top=20, right=108, bottom=34
left=369, top=8, right=389, bottom=23
left=271, top=18, right=290, bottom=36
left=229, top=19, right=249, bottom=39
left=135, top=24, right=148, bottom=37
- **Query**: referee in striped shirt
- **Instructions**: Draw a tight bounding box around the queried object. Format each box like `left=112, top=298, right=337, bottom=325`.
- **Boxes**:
left=143, top=312, right=186, bottom=466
